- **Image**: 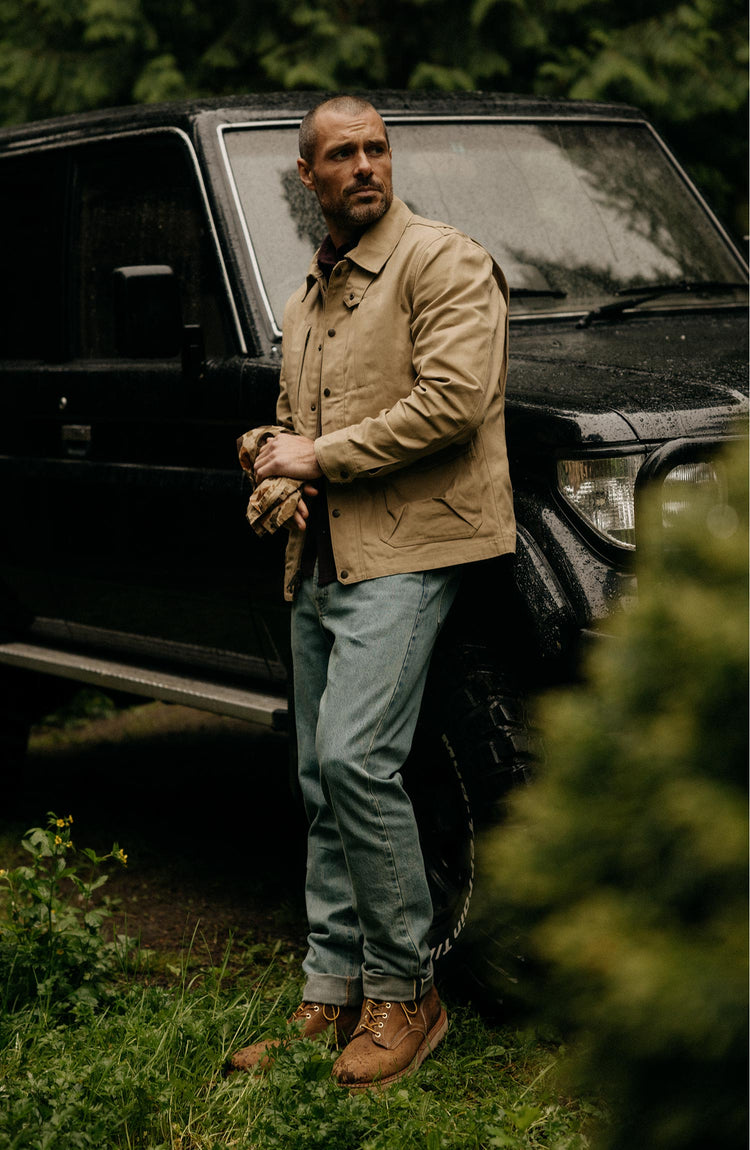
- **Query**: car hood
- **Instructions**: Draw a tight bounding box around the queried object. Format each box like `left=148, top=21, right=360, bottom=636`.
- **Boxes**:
left=505, top=309, right=748, bottom=448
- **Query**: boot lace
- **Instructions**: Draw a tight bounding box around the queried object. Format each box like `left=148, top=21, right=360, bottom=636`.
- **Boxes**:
left=358, top=1000, right=391, bottom=1036
left=358, top=999, right=418, bottom=1035
left=292, top=1002, right=321, bottom=1022
left=292, top=1002, right=342, bottom=1023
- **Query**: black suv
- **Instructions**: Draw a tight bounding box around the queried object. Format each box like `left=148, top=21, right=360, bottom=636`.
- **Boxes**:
left=0, top=92, right=746, bottom=972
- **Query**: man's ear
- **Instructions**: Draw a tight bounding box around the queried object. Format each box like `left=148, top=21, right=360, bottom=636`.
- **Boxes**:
left=297, top=157, right=315, bottom=191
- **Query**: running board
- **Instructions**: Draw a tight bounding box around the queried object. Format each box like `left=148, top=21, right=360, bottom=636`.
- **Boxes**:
left=0, top=640, right=289, bottom=730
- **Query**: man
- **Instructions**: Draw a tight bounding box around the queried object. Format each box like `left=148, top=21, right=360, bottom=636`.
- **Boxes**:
left=230, top=95, right=515, bottom=1089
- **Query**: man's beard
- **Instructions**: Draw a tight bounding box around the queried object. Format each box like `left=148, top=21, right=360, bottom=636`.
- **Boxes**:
left=326, top=181, right=393, bottom=234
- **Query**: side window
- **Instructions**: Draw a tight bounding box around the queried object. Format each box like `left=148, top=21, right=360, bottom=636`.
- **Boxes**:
left=74, top=135, right=233, bottom=359
left=0, top=153, right=65, bottom=360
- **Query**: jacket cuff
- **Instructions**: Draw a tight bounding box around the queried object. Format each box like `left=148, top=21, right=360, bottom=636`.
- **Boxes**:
left=314, top=431, right=357, bottom=484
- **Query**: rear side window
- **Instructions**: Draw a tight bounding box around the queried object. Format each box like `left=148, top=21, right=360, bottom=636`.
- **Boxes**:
left=0, top=153, right=66, bottom=360
left=73, top=134, right=233, bottom=358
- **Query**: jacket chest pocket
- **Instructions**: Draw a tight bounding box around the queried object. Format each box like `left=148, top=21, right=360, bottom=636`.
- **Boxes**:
left=286, top=325, right=312, bottom=410
left=345, top=283, right=414, bottom=399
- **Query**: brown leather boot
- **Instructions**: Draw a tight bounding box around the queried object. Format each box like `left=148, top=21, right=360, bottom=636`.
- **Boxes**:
left=226, top=1001, right=361, bottom=1074
left=332, top=987, right=448, bottom=1090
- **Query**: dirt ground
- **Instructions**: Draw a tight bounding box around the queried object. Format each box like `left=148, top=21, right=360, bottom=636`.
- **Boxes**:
left=7, top=700, right=309, bottom=958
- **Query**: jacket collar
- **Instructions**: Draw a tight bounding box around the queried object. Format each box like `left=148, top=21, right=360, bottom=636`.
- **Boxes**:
left=302, top=197, right=412, bottom=298
left=346, top=197, right=412, bottom=273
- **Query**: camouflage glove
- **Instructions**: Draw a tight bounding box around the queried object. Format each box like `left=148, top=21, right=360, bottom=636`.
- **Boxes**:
left=237, top=425, right=303, bottom=536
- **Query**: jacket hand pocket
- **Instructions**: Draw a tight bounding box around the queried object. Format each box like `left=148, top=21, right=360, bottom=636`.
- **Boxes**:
left=379, top=473, right=482, bottom=547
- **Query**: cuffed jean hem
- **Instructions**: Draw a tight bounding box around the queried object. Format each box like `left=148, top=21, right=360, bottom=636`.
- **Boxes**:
left=302, top=972, right=364, bottom=1008
left=302, top=971, right=433, bottom=1006
left=362, top=971, right=434, bottom=1003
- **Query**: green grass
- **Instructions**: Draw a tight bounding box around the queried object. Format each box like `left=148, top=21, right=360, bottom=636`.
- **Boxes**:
left=0, top=697, right=602, bottom=1149
left=0, top=948, right=601, bottom=1150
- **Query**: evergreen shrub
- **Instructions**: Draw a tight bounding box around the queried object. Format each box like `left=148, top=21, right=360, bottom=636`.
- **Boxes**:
left=481, top=439, right=748, bottom=1150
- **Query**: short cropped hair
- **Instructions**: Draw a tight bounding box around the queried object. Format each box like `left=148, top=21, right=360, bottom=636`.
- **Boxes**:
left=298, top=96, right=389, bottom=165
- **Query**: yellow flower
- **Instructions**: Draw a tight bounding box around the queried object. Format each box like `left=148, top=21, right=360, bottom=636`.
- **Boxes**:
left=118, top=849, right=128, bottom=865
left=55, top=835, right=62, bottom=845
left=56, top=819, right=65, bottom=828
left=0, top=869, right=6, bottom=877
left=67, top=815, right=74, bottom=825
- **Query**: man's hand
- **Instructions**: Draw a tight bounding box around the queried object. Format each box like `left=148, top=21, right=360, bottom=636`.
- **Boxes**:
left=293, top=484, right=320, bottom=531
left=254, top=434, right=323, bottom=482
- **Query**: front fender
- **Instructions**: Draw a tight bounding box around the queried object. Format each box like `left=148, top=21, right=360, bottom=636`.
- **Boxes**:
left=514, top=524, right=577, bottom=663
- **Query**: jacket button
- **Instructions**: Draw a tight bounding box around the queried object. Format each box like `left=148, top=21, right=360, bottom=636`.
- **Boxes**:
left=327, top=328, right=336, bottom=337
left=323, top=388, right=331, bottom=397
left=310, top=403, right=316, bottom=411
left=332, top=508, right=340, bottom=518
left=340, top=570, right=349, bottom=579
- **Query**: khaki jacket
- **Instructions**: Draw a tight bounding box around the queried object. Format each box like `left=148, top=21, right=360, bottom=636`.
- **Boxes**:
left=277, top=197, right=515, bottom=600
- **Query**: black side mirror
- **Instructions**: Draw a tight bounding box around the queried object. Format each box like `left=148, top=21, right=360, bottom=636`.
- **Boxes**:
left=113, top=265, right=183, bottom=357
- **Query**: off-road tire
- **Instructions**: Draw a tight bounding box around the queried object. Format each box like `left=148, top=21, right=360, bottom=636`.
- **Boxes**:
left=403, top=641, right=539, bottom=1005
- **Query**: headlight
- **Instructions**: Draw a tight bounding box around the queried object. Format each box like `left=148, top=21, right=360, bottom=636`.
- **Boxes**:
left=557, top=455, right=644, bottom=549
left=660, top=461, right=726, bottom=528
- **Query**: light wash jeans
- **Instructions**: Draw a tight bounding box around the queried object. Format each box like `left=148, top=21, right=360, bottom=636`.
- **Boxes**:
left=291, top=565, right=460, bottom=1006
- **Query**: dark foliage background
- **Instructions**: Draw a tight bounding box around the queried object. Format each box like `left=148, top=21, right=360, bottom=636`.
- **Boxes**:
left=0, top=0, right=747, bottom=235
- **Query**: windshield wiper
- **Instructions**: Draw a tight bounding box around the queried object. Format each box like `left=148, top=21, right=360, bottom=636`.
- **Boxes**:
left=577, top=279, right=746, bottom=329
left=617, top=279, right=746, bottom=297
left=511, top=288, right=567, bottom=298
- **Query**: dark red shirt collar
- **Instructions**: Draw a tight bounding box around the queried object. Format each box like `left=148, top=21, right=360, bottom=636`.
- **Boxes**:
left=317, top=234, right=357, bottom=282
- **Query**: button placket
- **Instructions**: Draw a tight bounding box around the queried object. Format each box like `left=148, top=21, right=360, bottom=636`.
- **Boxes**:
left=317, top=265, right=350, bottom=435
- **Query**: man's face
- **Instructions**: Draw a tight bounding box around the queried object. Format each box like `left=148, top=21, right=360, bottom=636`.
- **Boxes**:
left=298, top=106, right=393, bottom=246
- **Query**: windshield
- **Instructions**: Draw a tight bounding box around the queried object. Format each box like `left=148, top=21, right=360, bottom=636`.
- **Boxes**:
left=222, top=119, right=747, bottom=331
